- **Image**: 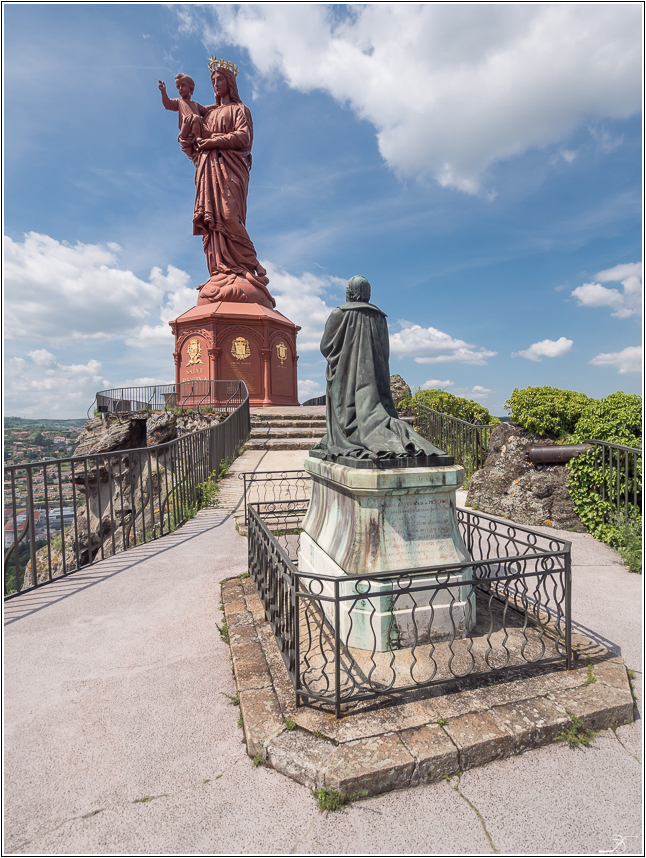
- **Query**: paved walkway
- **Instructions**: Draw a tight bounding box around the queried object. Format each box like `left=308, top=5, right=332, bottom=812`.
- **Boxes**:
left=4, top=451, right=643, bottom=855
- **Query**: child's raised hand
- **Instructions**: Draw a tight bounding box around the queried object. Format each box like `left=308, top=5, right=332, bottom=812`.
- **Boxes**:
left=158, top=80, right=166, bottom=92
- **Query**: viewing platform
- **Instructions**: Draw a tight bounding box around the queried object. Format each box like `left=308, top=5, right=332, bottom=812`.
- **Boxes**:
left=4, top=446, right=642, bottom=855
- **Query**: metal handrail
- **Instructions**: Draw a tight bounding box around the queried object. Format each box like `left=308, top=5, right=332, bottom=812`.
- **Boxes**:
left=412, top=403, right=496, bottom=478
left=90, top=380, right=247, bottom=417
left=574, top=439, right=642, bottom=524
left=4, top=384, right=250, bottom=600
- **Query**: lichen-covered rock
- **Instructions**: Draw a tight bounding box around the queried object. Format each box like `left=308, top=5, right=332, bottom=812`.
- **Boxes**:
left=466, top=422, right=586, bottom=531
left=390, top=374, right=411, bottom=407
left=74, top=416, right=147, bottom=456
left=175, top=412, right=223, bottom=435
left=146, top=411, right=178, bottom=446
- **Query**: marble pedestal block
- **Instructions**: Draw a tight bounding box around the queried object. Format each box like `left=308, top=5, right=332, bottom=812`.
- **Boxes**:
left=298, top=457, right=475, bottom=652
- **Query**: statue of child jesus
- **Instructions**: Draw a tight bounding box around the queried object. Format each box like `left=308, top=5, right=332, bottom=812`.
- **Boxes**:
left=158, top=73, right=209, bottom=143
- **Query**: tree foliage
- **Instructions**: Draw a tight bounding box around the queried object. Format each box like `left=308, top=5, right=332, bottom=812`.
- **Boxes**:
left=505, top=386, right=591, bottom=438
left=401, top=389, right=499, bottom=425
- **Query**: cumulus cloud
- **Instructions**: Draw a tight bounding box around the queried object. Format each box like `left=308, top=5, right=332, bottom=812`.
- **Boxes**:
left=390, top=323, right=496, bottom=365
left=4, top=233, right=193, bottom=343
left=512, top=337, right=573, bottom=362
left=422, top=379, right=454, bottom=389
left=180, top=4, right=641, bottom=192
left=298, top=379, right=324, bottom=402
left=470, top=385, right=493, bottom=401
left=571, top=262, right=642, bottom=319
left=421, top=380, right=492, bottom=400
left=5, top=351, right=110, bottom=418
left=125, top=266, right=195, bottom=350
left=264, top=261, right=344, bottom=351
left=589, top=346, right=642, bottom=375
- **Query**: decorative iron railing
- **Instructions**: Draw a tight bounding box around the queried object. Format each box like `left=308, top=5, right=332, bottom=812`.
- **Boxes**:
left=576, top=439, right=642, bottom=524
left=412, top=404, right=495, bottom=479
left=4, top=385, right=250, bottom=600
left=248, top=495, right=572, bottom=718
left=239, top=470, right=309, bottom=526
left=91, top=380, right=247, bottom=417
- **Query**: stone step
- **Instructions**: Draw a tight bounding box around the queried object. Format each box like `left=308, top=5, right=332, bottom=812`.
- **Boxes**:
left=250, top=419, right=326, bottom=429
left=249, top=427, right=325, bottom=439
left=245, top=438, right=318, bottom=451
left=249, top=408, right=325, bottom=421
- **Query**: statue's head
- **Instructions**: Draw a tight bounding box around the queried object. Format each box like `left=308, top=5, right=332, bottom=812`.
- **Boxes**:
left=346, top=275, right=371, bottom=303
left=175, top=73, right=195, bottom=97
left=210, top=67, right=242, bottom=104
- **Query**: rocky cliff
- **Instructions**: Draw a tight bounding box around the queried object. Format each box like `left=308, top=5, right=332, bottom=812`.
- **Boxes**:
left=26, top=411, right=226, bottom=585
left=466, top=422, right=586, bottom=531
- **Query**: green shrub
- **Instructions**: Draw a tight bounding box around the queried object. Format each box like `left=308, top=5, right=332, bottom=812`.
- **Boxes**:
left=611, top=512, right=642, bottom=574
left=571, top=391, right=642, bottom=446
left=505, top=386, right=592, bottom=438
left=402, top=389, right=499, bottom=426
left=567, top=392, right=642, bottom=545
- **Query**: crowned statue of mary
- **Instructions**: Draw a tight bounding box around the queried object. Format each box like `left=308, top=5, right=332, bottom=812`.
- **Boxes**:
left=175, top=57, right=275, bottom=310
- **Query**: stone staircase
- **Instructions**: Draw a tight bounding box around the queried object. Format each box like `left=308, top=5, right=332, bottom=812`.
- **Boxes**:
left=246, top=408, right=326, bottom=451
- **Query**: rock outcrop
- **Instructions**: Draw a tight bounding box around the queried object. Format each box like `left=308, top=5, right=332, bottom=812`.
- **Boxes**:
left=390, top=374, right=411, bottom=408
left=466, top=422, right=586, bottom=531
left=25, top=409, right=226, bottom=586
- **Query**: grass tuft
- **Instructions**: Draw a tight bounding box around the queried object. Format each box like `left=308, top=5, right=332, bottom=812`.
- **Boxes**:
left=215, top=621, right=229, bottom=644
left=583, top=656, right=597, bottom=686
left=221, top=691, right=240, bottom=705
left=284, top=717, right=297, bottom=731
left=555, top=710, right=597, bottom=747
left=311, top=787, right=367, bottom=812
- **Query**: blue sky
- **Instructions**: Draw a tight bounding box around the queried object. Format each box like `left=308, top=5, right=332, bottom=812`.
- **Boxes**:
left=4, top=3, right=642, bottom=418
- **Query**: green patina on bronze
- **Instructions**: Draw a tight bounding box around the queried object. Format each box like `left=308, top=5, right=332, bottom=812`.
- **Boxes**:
left=311, top=276, right=452, bottom=468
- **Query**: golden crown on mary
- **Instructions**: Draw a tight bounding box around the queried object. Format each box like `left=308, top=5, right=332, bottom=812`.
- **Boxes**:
left=208, top=55, right=239, bottom=76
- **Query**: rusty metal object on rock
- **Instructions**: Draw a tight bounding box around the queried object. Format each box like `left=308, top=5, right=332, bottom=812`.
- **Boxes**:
left=528, top=443, right=592, bottom=464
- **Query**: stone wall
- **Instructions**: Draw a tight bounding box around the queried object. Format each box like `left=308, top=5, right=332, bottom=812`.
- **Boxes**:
left=466, top=422, right=586, bottom=531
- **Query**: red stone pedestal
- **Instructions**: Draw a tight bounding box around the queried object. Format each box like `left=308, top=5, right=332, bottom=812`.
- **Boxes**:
left=169, top=302, right=300, bottom=407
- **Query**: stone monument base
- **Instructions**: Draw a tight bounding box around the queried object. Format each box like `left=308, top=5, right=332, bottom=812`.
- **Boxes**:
left=169, top=301, right=300, bottom=407
left=297, top=457, right=475, bottom=651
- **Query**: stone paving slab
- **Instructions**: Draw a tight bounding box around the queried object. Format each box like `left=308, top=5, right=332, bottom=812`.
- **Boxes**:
left=222, top=575, right=634, bottom=799
left=4, top=446, right=641, bottom=854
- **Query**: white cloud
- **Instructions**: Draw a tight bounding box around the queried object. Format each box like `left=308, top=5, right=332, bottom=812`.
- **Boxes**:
left=422, top=379, right=454, bottom=389
left=125, top=266, right=195, bottom=350
left=571, top=261, right=642, bottom=318
left=470, top=385, right=492, bottom=400
left=449, top=385, right=493, bottom=401
left=512, top=337, right=573, bottom=362
left=298, top=379, right=324, bottom=402
left=265, top=261, right=344, bottom=351
left=182, top=4, right=642, bottom=193
left=390, top=323, right=496, bottom=365
left=589, top=346, right=642, bottom=375
left=4, top=233, right=192, bottom=344
left=4, top=352, right=110, bottom=419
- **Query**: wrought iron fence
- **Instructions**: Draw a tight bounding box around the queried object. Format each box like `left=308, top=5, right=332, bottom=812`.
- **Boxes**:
left=4, top=386, right=250, bottom=600
left=412, top=404, right=495, bottom=479
left=248, top=496, right=572, bottom=717
left=92, top=380, right=247, bottom=417
left=576, top=439, right=642, bottom=523
left=238, top=470, right=309, bottom=526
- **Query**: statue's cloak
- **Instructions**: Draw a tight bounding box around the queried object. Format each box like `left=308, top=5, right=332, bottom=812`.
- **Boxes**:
left=314, top=302, right=445, bottom=461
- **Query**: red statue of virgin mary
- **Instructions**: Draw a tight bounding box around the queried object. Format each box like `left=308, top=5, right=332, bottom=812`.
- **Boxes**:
left=164, top=57, right=299, bottom=406
left=178, top=57, right=275, bottom=309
